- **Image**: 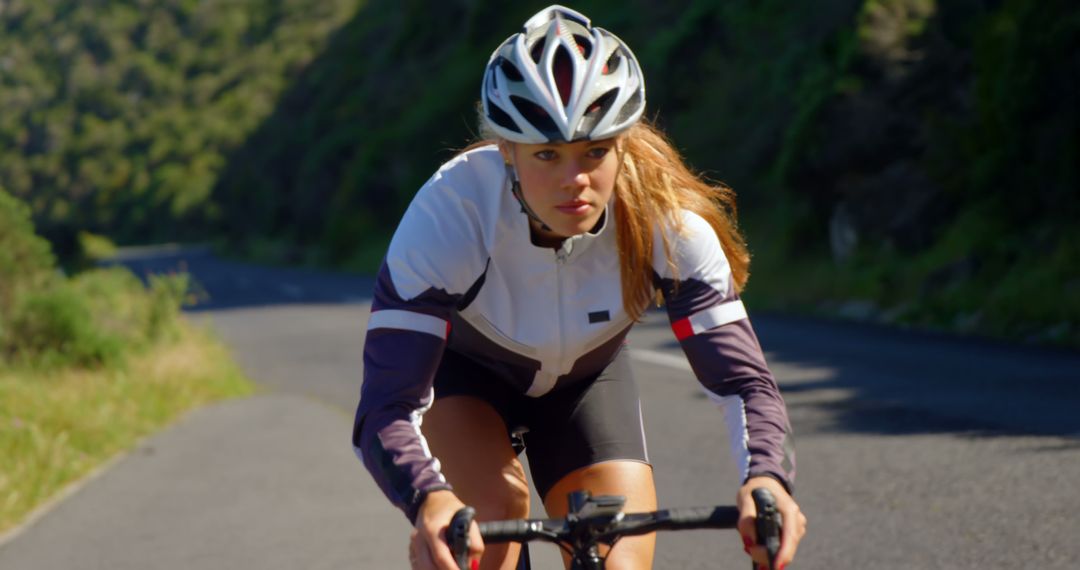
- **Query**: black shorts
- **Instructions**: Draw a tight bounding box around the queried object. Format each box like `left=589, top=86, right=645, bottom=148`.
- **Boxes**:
left=432, top=347, right=650, bottom=500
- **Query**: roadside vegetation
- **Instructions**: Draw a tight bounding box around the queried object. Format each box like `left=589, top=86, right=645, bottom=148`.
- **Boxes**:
left=2, top=0, right=1076, bottom=348
left=0, top=0, right=357, bottom=256
left=208, top=0, right=1080, bottom=347
left=0, top=188, right=253, bottom=534
left=741, top=0, right=1079, bottom=347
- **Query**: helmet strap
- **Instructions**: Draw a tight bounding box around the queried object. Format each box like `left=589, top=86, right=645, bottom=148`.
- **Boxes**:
left=506, top=163, right=552, bottom=232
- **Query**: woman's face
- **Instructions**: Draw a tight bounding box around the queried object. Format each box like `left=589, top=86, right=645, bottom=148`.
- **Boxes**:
left=503, top=138, right=619, bottom=247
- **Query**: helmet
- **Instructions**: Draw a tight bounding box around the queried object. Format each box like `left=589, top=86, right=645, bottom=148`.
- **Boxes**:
left=481, top=5, right=646, bottom=144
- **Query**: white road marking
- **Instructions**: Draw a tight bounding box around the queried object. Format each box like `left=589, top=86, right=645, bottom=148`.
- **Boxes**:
left=630, top=348, right=692, bottom=372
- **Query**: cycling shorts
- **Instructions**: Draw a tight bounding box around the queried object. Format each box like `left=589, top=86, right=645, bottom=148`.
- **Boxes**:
left=432, top=345, right=650, bottom=500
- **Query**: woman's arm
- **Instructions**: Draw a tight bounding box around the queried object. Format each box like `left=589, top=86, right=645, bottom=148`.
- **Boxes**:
left=352, top=160, right=491, bottom=523
left=353, top=261, right=459, bottom=522
left=653, top=210, right=796, bottom=490
left=653, top=210, right=803, bottom=568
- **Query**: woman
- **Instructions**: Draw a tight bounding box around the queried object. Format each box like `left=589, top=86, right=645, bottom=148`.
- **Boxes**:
left=353, top=5, right=806, bottom=569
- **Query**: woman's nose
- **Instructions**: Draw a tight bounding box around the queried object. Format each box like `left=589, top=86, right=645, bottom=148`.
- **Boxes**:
left=562, top=167, right=589, bottom=190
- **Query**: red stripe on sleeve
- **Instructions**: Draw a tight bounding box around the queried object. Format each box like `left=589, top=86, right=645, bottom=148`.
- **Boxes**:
left=671, top=318, right=693, bottom=341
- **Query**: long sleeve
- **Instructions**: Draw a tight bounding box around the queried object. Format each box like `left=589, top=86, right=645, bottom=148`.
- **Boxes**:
left=353, top=263, right=457, bottom=523
left=652, top=210, right=796, bottom=491
left=352, top=159, right=490, bottom=522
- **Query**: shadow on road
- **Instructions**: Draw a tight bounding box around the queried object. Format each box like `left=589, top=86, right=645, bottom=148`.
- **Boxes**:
left=118, top=248, right=1080, bottom=440
left=636, top=309, right=1080, bottom=439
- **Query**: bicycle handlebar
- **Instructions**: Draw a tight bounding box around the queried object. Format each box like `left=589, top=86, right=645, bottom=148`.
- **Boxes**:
left=471, top=505, right=741, bottom=544
left=752, top=488, right=783, bottom=570
left=449, top=489, right=780, bottom=570
left=448, top=505, right=476, bottom=570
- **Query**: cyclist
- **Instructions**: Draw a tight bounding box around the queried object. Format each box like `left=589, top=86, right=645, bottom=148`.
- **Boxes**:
left=352, top=5, right=807, bottom=569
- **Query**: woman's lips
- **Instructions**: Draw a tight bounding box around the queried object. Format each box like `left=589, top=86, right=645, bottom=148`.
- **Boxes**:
left=555, top=200, right=591, bottom=215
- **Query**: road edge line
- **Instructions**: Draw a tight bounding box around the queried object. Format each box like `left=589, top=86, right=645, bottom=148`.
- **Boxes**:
left=0, top=396, right=243, bottom=550
left=0, top=449, right=132, bottom=550
left=630, top=348, right=692, bottom=372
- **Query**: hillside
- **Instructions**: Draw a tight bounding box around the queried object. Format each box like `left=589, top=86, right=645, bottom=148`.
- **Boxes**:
left=2, top=0, right=1077, bottom=345
left=0, top=0, right=357, bottom=255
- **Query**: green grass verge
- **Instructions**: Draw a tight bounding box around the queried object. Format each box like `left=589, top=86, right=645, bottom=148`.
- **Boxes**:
left=0, top=321, right=254, bottom=534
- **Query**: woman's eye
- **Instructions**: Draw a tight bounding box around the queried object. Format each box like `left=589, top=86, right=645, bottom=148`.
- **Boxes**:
left=587, top=147, right=610, bottom=159
left=534, top=150, right=557, bottom=161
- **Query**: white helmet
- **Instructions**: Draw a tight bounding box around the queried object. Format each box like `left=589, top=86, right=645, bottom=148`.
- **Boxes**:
left=481, top=5, right=646, bottom=143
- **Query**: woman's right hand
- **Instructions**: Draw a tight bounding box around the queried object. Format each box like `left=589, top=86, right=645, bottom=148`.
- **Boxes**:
left=410, top=490, right=484, bottom=570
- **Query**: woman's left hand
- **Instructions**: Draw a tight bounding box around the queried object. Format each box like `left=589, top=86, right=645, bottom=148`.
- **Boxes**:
left=736, top=476, right=807, bottom=570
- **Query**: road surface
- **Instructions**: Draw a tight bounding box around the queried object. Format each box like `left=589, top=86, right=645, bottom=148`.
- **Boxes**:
left=1, top=246, right=1078, bottom=569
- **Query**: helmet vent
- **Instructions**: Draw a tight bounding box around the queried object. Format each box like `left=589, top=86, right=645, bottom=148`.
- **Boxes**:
left=613, top=88, right=643, bottom=125
left=575, top=88, right=619, bottom=139
left=497, top=57, right=523, bottom=82
left=573, top=34, right=593, bottom=59
left=487, top=103, right=522, bottom=134
left=530, top=38, right=546, bottom=63
left=554, top=45, right=574, bottom=106
left=511, top=95, right=561, bottom=141
left=604, top=50, right=622, bottom=75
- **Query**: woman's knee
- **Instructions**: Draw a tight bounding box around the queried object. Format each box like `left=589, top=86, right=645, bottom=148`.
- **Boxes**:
left=544, top=461, right=657, bottom=569
left=471, top=460, right=530, bottom=520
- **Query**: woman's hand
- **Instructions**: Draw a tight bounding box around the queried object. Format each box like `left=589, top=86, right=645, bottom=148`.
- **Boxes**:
left=736, top=476, right=807, bottom=570
left=409, top=490, right=484, bottom=570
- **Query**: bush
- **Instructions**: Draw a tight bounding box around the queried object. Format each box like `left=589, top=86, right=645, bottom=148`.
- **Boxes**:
left=4, top=283, right=122, bottom=369
left=68, top=267, right=187, bottom=344
left=0, top=189, right=193, bottom=369
left=1, top=268, right=195, bottom=369
left=0, top=188, right=57, bottom=320
left=144, top=272, right=192, bottom=341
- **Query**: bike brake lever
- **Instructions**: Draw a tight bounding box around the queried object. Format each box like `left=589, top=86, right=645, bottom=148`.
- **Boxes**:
left=751, top=488, right=782, bottom=570
left=449, top=506, right=476, bottom=570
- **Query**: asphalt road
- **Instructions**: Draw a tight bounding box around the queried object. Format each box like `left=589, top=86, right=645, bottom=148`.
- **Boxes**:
left=1, top=246, right=1078, bottom=569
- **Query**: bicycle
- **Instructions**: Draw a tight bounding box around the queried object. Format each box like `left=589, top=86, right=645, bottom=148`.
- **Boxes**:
left=449, top=487, right=783, bottom=570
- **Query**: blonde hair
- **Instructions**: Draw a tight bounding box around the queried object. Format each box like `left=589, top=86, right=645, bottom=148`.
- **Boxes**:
left=467, top=117, right=750, bottom=321
left=612, top=120, right=750, bottom=320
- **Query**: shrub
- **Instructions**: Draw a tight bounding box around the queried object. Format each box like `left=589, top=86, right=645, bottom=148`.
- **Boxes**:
left=4, top=283, right=123, bottom=369
left=0, top=189, right=193, bottom=369
left=0, top=188, right=57, bottom=320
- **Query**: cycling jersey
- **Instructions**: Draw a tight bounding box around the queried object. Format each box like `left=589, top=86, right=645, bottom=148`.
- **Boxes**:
left=353, top=145, right=796, bottom=522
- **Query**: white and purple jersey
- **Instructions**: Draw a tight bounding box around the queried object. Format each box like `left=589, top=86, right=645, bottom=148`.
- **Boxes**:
left=353, top=145, right=795, bottom=522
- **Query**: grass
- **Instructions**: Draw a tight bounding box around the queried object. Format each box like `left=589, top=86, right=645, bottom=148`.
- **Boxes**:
left=0, top=320, right=255, bottom=535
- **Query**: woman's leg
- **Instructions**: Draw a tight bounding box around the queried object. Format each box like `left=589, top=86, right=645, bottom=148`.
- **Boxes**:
left=544, top=460, right=657, bottom=569
left=423, top=395, right=530, bottom=570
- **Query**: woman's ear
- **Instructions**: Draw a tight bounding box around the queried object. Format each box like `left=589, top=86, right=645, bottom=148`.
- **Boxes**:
left=498, top=141, right=513, bottom=165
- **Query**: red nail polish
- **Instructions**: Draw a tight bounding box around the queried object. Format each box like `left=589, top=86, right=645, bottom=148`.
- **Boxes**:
left=779, top=565, right=786, bottom=570
left=470, top=559, right=479, bottom=570
left=742, top=536, right=754, bottom=549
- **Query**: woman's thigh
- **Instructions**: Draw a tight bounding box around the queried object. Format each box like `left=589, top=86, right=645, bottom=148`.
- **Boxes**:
left=524, top=348, right=649, bottom=500
left=422, top=395, right=529, bottom=570
left=544, top=460, right=658, bottom=570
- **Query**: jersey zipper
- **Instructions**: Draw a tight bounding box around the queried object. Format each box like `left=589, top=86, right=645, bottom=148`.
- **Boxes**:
left=554, top=246, right=569, bottom=377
